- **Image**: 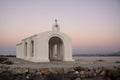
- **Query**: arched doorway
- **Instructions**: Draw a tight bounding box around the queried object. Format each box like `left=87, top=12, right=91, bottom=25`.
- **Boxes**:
left=49, top=36, right=64, bottom=61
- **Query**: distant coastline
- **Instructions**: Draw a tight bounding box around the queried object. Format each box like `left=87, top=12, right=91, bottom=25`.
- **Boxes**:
left=73, top=51, right=120, bottom=56
left=73, top=54, right=120, bottom=56
left=0, top=51, right=120, bottom=57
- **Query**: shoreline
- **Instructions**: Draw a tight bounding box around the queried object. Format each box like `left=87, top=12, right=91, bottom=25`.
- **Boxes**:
left=0, top=56, right=119, bottom=68
left=0, top=56, right=120, bottom=80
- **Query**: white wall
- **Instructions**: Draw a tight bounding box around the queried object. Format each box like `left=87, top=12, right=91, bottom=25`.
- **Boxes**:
left=16, top=30, right=74, bottom=62
left=16, top=43, right=23, bottom=58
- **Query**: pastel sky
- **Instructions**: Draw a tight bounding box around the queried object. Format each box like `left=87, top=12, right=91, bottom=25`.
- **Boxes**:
left=0, top=0, right=120, bottom=55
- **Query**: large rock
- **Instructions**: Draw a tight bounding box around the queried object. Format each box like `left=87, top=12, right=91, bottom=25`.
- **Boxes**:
left=0, top=57, right=8, bottom=63
left=74, top=77, right=81, bottom=80
left=79, top=71, right=84, bottom=77
left=28, top=68, right=36, bottom=74
left=74, top=66, right=83, bottom=72
left=2, top=60, right=13, bottom=65
left=51, top=68, right=64, bottom=73
left=40, top=68, right=51, bottom=75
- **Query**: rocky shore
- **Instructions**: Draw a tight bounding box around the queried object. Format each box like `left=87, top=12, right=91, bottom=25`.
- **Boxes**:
left=0, top=56, right=120, bottom=80
left=0, top=64, right=120, bottom=80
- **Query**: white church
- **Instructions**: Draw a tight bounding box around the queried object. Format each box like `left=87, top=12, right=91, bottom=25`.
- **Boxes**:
left=16, top=20, right=74, bottom=62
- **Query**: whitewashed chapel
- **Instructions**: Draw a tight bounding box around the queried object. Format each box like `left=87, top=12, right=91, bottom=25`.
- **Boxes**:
left=16, top=20, right=74, bottom=62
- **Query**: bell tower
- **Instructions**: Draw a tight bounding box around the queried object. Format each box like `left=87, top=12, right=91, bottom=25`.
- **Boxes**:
left=52, top=19, right=60, bottom=31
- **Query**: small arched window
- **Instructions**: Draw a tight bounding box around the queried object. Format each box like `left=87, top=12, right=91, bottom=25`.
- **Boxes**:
left=25, top=42, right=27, bottom=56
left=31, top=40, right=34, bottom=57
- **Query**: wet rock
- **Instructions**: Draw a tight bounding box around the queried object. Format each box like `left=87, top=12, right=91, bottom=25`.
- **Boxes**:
left=0, top=57, right=8, bottom=63
left=35, top=71, right=42, bottom=75
left=40, top=68, right=51, bottom=75
left=74, top=66, right=83, bottom=72
left=64, top=68, right=75, bottom=73
left=14, top=74, right=26, bottom=80
left=0, top=64, right=5, bottom=67
left=24, top=68, right=29, bottom=73
left=74, top=71, right=79, bottom=74
left=64, top=72, right=78, bottom=80
left=51, top=68, right=64, bottom=73
left=28, top=68, right=36, bottom=74
left=31, top=75, right=44, bottom=80
left=79, top=70, right=85, bottom=78
left=100, top=70, right=106, bottom=77
left=18, top=68, right=26, bottom=74
left=96, top=59, right=104, bottom=62
left=105, top=68, right=120, bottom=80
left=105, top=77, right=111, bottom=80
left=62, top=77, right=70, bottom=80
left=0, top=72, right=14, bottom=80
left=91, top=68, right=97, bottom=77
left=0, top=64, right=5, bottom=73
left=45, top=72, right=63, bottom=80
left=93, top=71, right=97, bottom=77
left=74, top=77, right=81, bottom=80
left=84, top=69, right=90, bottom=78
left=2, top=60, right=13, bottom=65
left=115, top=61, right=120, bottom=63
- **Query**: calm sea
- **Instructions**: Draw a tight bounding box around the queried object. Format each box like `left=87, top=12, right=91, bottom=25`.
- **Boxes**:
left=73, top=56, right=120, bottom=62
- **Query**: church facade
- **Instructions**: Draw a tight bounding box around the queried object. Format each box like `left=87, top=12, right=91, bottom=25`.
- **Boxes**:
left=16, top=20, right=74, bottom=62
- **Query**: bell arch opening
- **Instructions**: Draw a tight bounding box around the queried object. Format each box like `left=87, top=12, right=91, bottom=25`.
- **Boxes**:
left=49, top=36, right=64, bottom=61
